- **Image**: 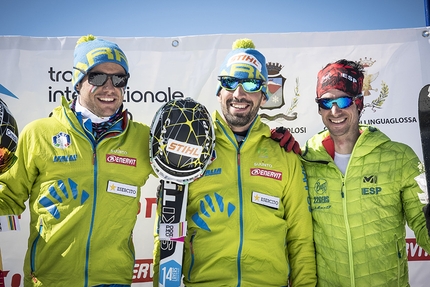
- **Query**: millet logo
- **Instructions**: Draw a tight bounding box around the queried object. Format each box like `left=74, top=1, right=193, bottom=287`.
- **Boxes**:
left=363, top=175, right=377, bottom=183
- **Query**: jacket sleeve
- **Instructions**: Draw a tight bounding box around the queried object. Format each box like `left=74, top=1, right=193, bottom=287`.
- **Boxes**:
left=0, top=123, right=37, bottom=215
left=401, top=145, right=430, bottom=253
left=283, top=153, right=317, bottom=286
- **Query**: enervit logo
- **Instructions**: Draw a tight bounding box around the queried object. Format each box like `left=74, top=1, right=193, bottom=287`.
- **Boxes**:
left=250, top=168, right=282, bottom=180
left=106, top=154, right=137, bottom=167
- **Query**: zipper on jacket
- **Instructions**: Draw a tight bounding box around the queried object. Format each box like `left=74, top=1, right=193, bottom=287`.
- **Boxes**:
left=236, top=149, right=244, bottom=287
left=216, top=118, right=246, bottom=286
left=395, top=234, right=401, bottom=286
left=84, top=148, right=98, bottom=287
left=341, top=180, right=356, bottom=287
left=30, top=218, right=43, bottom=283
left=341, top=181, right=345, bottom=198
left=187, top=231, right=197, bottom=281
left=30, top=272, right=38, bottom=283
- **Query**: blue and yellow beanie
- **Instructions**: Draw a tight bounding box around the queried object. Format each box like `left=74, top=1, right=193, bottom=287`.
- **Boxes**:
left=72, top=34, right=129, bottom=92
left=217, top=38, right=268, bottom=99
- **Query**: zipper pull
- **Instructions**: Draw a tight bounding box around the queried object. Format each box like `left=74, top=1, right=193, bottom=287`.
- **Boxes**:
left=31, top=272, right=38, bottom=283
left=341, top=182, right=345, bottom=198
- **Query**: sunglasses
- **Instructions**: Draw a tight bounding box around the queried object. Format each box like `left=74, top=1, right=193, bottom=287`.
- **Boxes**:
left=316, top=96, right=360, bottom=110
left=74, top=67, right=130, bottom=88
left=218, top=76, right=265, bottom=93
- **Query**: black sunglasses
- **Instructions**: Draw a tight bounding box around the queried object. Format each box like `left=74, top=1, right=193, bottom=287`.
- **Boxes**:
left=74, top=67, right=130, bottom=88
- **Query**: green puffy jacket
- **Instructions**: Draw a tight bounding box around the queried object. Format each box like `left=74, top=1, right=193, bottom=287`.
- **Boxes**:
left=302, top=125, right=430, bottom=287
left=153, top=111, right=317, bottom=287
left=0, top=97, right=154, bottom=287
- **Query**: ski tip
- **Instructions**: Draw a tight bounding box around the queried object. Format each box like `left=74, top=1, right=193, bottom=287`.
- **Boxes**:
left=419, top=84, right=430, bottom=98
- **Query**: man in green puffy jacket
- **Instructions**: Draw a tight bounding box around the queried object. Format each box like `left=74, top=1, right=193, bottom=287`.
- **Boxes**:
left=0, top=35, right=155, bottom=287
left=153, top=39, right=317, bottom=287
left=273, top=59, right=430, bottom=286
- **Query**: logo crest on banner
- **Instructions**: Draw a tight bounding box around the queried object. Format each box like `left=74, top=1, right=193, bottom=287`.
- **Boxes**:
left=359, top=57, right=390, bottom=113
left=260, top=62, right=300, bottom=122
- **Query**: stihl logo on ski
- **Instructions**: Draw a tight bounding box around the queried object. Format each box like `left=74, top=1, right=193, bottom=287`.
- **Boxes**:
left=166, top=138, right=202, bottom=158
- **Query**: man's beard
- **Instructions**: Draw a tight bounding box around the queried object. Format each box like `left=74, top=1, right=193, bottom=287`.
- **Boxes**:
left=223, top=99, right=260, bottom=128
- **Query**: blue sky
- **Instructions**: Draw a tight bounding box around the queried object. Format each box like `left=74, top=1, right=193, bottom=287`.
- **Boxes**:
left=0, top=0, right=428, bottom=37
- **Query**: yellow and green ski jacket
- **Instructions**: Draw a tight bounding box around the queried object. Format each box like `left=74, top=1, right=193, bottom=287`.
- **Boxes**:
left=153, top=111, right=317, bottom=287
left=302, top=125, right=430, bottom=287
left=0, top=97, right=154, bottom=287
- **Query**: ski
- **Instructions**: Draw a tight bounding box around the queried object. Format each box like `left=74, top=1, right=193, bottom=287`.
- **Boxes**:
left=158, top=181, right=188, bottom=287
left=149, top=98, right=215, bottom=287
left=418, top=84, right=430, bottom=200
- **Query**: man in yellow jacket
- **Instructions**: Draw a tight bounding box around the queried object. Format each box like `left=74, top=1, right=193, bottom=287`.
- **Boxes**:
left=273, top=59, right=430, bottom=286
left=0, top=35, right=155, bottom=287
left=153, top=39, right=317, bottom=287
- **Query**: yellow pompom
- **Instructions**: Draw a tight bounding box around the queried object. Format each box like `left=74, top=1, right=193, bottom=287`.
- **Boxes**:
left=76, top=34, right=96, bottom=46
left=232, top=38, right=255, bottom=50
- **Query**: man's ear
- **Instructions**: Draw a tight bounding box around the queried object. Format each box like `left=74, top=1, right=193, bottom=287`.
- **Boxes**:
left=260, top=93, right=267, bottom=107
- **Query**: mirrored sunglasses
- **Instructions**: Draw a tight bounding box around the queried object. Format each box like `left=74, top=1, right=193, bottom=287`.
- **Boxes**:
left=218, top=76, right=265, bottom=93
left=87, top=72, right=129, bottom=87
left=73, top=67, right=129, bottom=88
left=316, top=96, right=356, bottom=110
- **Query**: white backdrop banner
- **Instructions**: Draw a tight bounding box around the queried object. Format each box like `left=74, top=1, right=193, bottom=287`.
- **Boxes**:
left=1, top=27, right=430, bottom=286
